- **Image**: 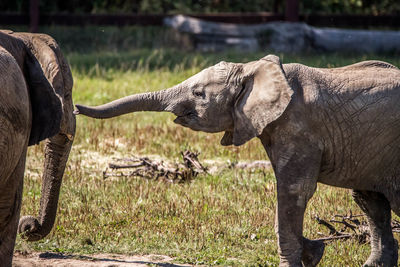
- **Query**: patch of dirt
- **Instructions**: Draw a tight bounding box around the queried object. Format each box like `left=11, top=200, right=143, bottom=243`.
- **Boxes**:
left=13, top=252, right=194, bottom=267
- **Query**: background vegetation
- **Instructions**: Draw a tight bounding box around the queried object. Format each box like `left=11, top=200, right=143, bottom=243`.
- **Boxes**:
left=2, top=0, right=400, bottom=15
left=4, top=25, right=397, bottom=266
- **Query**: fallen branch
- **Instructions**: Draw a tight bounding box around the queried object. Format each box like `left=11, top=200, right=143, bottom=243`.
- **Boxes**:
left=314, top=212, right=400, bottom=244
left=103, top=150, right=206, bottom=183
left=314, top=234, right=353, bottom=242
left=181, top=150, right=208, bottom=173
left=315, top=216, right=340, bottom=236
left=108, top=162, right=145, bottom=169
left=103, top=151, right=274, bottom=182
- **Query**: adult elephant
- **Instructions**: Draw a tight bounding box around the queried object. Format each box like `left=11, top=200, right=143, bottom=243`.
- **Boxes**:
left=0, top=30, right=75, bottom=265
left=76, top=55, right=400, bottom=266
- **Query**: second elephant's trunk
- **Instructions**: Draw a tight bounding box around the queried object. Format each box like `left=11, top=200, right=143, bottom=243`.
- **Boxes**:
left=75, top=87, right=180, bottom=119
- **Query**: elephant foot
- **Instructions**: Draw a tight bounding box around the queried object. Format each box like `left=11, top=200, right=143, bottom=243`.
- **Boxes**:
left=301, top=238, right=325, bottom=267
left=363, top=240, right=398, bottom=267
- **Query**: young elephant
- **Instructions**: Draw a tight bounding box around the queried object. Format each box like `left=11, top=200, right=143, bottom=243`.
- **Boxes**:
left=75, top=55, right=400, bottom=266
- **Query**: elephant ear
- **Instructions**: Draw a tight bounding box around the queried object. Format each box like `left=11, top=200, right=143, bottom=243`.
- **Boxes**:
left=221, top=55, right=293, bottom=146
left=24, top=37, right=63, bottom=146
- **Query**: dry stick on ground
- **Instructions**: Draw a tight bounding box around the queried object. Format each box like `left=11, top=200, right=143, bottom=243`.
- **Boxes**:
left=181, top=150, right=208, bottom=174
left=315, top=213, right=374, bottom=244
left=104, top=151, right=272, bottom=182
left=103, top=150, right=207, bottom=182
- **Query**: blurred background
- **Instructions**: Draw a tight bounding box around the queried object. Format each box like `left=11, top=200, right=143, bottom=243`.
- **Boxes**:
left=1, top=1, right=400, bottom=32
left=1, top=0, right=400, bottom=54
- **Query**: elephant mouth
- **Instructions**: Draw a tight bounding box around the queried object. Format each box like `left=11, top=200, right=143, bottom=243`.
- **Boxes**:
left=174, top=111, right=198, bottom=127
left=173, top=116, right=184, bottom=125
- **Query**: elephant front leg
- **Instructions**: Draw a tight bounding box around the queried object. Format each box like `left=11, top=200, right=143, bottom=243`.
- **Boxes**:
left=271, top=146, right=323, bottom=267
left=276, top=180, right=320, bottom=266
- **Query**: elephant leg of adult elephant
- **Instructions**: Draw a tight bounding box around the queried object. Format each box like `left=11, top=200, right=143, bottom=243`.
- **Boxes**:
left=353, top=190, right=398, bottom=267
left=0, top=149, right=27, bottom=266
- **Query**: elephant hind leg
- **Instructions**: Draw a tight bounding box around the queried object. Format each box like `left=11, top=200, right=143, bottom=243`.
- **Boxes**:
left=0, top=150, right=26, bottom=267
left=352, top=190, right=398, bottom=267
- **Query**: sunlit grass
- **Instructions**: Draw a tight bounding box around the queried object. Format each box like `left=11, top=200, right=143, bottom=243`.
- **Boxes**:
left=14, top=27, right=400, bottom=266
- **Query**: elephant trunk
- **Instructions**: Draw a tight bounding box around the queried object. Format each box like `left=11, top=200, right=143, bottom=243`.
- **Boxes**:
left=18, top=128, right=74, bottom=241
left=74, top=86, right=180, bottom=119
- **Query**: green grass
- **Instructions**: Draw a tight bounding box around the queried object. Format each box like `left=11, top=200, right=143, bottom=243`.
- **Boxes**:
left=12, top=26, right=400, bottom=266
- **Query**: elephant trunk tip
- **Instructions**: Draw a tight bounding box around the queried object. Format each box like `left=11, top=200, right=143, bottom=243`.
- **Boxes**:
left=18, top=215, right=44, bottom=241
left=73, top=104, right=84, bottom=115
left=73, top=107, right=80, bottom=115
left=73, top=104, right=121, bottom=119
left=73, top=104, right=100, bottom=118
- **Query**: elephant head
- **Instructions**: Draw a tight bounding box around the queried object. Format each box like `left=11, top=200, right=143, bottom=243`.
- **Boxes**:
left=75, top=55, right=292, bottom=146
left=0, top=31, right=76, bottom=241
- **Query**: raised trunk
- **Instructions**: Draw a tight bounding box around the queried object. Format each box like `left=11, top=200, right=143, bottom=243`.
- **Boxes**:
left=18, top=132, right=74, bottom=241
left=75, top=87, right=179, bottom=119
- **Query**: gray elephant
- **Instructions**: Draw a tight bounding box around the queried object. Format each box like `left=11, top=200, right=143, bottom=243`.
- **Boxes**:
left=0, top=30, right=75, bottom=266
left=75, top=55, right=400, bottom=266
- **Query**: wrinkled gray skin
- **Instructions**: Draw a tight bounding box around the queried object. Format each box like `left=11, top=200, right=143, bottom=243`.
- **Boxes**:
left=0, top=30, right=75, bottom=266
left=75, top=55, right=400, bottom=266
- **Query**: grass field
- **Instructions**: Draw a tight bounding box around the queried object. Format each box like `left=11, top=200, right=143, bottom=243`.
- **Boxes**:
left=11, top=26, right=400, bottom=266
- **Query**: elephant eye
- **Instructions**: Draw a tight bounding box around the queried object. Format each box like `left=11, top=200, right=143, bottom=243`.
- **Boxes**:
left=193, top=90, right=204, bottom=97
